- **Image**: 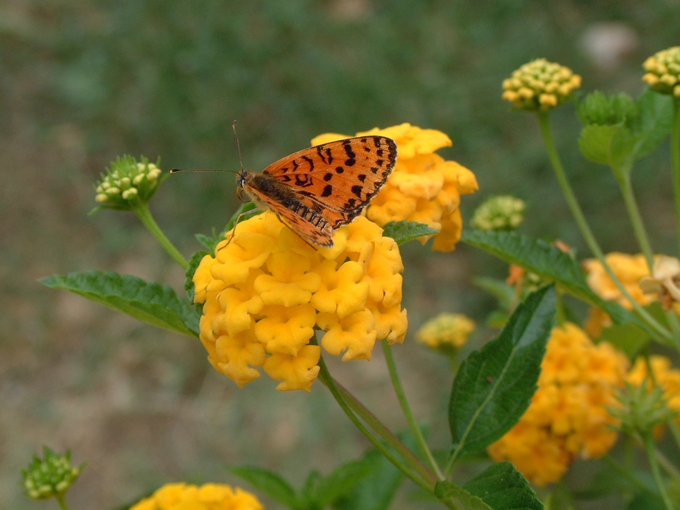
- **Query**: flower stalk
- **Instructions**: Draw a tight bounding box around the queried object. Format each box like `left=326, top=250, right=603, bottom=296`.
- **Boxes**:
left=643, top=432, right=675, bottom=510
left=537, top=112, right=671, bottom=342
left=133, top=203, right=189, bottom=269
left=382, top=341, right=444, bottom=479
left=672, top=100, right=680, bottom=253
left=316, top=354, right=434, bottom=492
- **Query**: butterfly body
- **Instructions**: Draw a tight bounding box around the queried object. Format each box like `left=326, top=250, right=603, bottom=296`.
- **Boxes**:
left=237, top=135, right=397, bottom=247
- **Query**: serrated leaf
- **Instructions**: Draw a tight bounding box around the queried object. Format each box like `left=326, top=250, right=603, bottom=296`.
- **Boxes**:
left=382, top=221, right=439, bottom=245
left=195, top=232, right=218, bottom=252
left=630, top=88, right=673, bottom=159
left=449, top=286, right=556, bottom=453
left=228, top=466, right=299, bottom=508
left=578, top=124, right=627, bottom=166
left=311, top=459, right=374, bottom=507
left=434, top=481, right=492, bottom=510
left=463, top=462, right=543, bottom=510
left=461, top=229, right=651, bottom=335
left=40, top=271, right=199, bottom=337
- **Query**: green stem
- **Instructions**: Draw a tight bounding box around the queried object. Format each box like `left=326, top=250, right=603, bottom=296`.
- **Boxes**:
left=133, top=203, right=188, bottom=269
left=617, top=171, right=655, bottom=271
left=55, top=494, right=70, bottom=510
left=316, top=356, right=434, bottom=492
left=671, top=99, right=680, bottom=253
left=382, top=341, right=444, bottom=479
left=537, top=112, right=671, bottom=342
left=332, top=378, right=435, bottom=483
left=655, top=443, right=680, bottom=482
left=643, top=432, right=675, bottom=510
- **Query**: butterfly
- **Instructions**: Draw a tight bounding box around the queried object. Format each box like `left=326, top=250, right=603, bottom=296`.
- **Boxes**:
left=235, top=136, right=398, bottom=247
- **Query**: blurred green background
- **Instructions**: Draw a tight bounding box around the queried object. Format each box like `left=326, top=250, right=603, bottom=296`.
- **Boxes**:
left=2, top=1, right=679, bottom=508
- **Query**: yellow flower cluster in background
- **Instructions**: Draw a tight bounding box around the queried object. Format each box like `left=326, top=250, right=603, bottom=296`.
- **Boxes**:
left=628, top=356, right=680, bottom=429
left=130, top=483, right=263, bottom=510
left=642, top=46, right=680, bottom=98
left=193, top=212, right=407, bottom=391
left=312, top=123, right=478, bottom=252
left=488, top=323, right=628, bottom=486
left=416, top=313, right=475, bottom=349
left=582, top=253, right=654, bottom=338
left=502, top=58, right=582, bottom=111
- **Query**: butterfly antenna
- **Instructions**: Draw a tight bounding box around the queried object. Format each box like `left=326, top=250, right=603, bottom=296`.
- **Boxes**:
left=232, top=120, right=245, bottom=172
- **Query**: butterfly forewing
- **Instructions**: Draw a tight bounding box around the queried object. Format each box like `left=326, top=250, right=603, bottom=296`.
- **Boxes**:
left=262, top=136, right=397, bottom=213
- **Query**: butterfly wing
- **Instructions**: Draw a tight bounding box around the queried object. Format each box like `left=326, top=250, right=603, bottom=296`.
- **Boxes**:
left=262, top=136, right=397, bottom=216
left=243, top=173, right=337, bottom=246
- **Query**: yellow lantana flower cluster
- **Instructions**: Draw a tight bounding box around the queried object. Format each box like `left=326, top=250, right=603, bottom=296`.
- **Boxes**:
left=488, top=323, right=628, bottom=486
left=582, top=253, right=654, bottom=337
left=130, top=483, right=263, bottom=510
left=627, top=356, right=680, bottom=429
left=416, top=313, right=475, bottom=349
left=642, top=46, right=680, bottom=98
left=193, top=212, right=407, bottom=391
left=502, top=58, right=582, bottom=111
left=312, top=123, right=478, bottom=252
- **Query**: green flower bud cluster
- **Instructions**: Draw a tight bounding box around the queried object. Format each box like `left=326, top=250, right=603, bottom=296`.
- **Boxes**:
left=94, top=155, right=165, bottom=210
left=642, top=46, right=680, bottom=98
left=610, top=380, right=679, bottom=436
left=502, top=58, right=582, bottom=111
left=471, top=195, right=526, bottom=231
left=21, top=447, right=83, bottom=500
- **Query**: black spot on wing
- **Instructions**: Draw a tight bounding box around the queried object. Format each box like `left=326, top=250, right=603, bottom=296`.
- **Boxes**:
left=358, top=174, right=366, bottom=182
left=321, top=185, right=333, bottom=197
left=335, top=166, right=344, bottom=174
left=351, top=185, right=363, bottom=198
left=316, top=145, right=328, bottom=164
left=342, top=140, right=356, bottom=166
left=323, top=173, right=333, bottom=182
left=301, top=155, right=314, bottom=169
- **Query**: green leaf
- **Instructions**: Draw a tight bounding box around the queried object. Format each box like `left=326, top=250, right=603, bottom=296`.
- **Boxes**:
left=630, top=88, right=674, bottom=159
left=40, top=271, right=199, bottom=337
left=311, top=459, right=374, bottom=507
left=461, top=229, right=651, bottom=334
left=228, top=466, right=299, bottom=508
left=185, top=250, right=210, bottom=301
left=434, top=481, right=492, bottom=510
left=599, top=323, right=650, bottom=359
left=577, top=89, right=673, bottom=173
left=449, top=286, right=556, bottom=453
left=382, top=221, right=438, bottom=245
left=578, top=124, right=634, bottom=168
left=463, top=462, right=543, bottom=510
left=334, top=442, right=406, bottom=510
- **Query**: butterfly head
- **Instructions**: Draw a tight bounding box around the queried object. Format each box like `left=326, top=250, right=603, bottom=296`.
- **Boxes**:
left=236, top=169, right=250, bottom=202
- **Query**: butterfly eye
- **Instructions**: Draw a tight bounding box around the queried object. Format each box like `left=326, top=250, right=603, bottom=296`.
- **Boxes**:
left=236, top=186, right=249, bottom=203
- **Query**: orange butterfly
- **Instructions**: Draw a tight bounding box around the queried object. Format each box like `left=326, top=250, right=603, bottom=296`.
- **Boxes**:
left=235, top=136, right=397, bottom=247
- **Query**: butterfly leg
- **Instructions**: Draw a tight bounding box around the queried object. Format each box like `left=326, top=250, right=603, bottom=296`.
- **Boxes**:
left=217, top=208, right=262, bottom=253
